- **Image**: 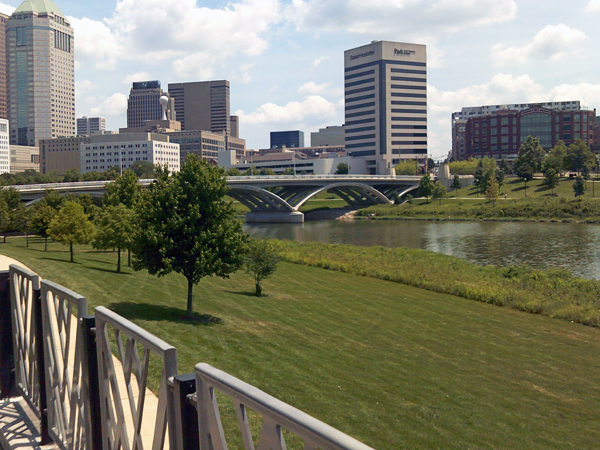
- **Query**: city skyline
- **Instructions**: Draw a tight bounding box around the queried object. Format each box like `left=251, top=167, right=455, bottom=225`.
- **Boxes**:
left=0, top=0, right=598, bottom=158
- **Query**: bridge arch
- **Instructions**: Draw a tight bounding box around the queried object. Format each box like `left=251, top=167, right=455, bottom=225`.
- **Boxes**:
left=228, top=185, right=295, bottom=212
left=293, top=182, right=393, bottom=210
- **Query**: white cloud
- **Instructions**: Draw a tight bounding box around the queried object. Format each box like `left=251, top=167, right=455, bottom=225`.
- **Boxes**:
left=547, top=83, right=600, bottom=109
left=69, top=17, right=121, bottom=68
left=236, top=95, right=337, bottom=125
left=0, top=2, right=14, bottom=15
left=584, top=0, right=600, bottom=12
left=234, top=63, right=255, bottom=84
left=298, top=81, right=343, bottom=97
left=105, top=0, right=281, bottom=62
left=286, top=0, right=516, bottom=38
left=491, top=24, right=587, bottom=66
left=75, top=80, right=94, bottom=96
left=312, top=56, right=329, bottom=69
left=90, top=93, right=128, bottom=117
left=172, top=53, right=214, bottom=79
left=123, top=72, right=152, bottom=85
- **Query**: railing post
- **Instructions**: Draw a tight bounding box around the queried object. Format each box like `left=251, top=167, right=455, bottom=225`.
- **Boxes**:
left=173, top=374, right=199, bottom=450
left=33, top=284, right=51, bottom=445
left=0, top=271, right=15, bottom=399
left=82, top=316, right=103, bottom=450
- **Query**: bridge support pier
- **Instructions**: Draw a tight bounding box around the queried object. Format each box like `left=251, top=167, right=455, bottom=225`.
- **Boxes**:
left=246, top=211, right=304, bottom=223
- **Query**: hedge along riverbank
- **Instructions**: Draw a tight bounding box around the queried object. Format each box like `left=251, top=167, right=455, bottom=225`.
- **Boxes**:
left=272, top=240, right=600, bottom=328
left=355, top=197, right=600, bottom=222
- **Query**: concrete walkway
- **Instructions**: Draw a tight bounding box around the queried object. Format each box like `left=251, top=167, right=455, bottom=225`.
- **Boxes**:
left=0, top=255, right=162, bottom=450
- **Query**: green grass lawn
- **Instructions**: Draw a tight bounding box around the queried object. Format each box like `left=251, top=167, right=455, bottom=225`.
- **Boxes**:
left=2, top=238, right=600, bottom=449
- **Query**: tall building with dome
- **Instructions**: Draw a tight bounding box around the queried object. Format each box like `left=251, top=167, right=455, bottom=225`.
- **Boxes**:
left=7, top=0, right=75, bottom=146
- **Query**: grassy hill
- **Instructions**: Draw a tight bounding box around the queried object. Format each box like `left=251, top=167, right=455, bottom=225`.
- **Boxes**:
left=1, top=238, right=599, bottom=449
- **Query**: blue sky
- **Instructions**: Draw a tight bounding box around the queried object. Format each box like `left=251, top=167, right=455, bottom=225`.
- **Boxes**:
left=2, top=0, right=600, bottom=159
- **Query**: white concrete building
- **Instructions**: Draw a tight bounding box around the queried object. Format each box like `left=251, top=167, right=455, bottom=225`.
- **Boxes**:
left=80, top=132, right=180, bottom=174
left=0, top=119, right=9, bottom=174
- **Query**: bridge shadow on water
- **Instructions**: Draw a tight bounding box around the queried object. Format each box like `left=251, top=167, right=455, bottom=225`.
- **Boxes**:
left=108, top=301, right=223, bottom=326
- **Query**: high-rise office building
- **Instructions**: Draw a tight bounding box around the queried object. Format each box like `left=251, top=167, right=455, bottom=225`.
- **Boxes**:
left=230, top=115, right=239, bottom=138
left=168, top=81, right=230, bottom=134
left=0, top=13, right=9, bottom=120
left=127, top=81, right=175, bottom=129
left=77, top=116, right=106, bottom=135
left=0, top=119, right=9, bottom=174
left=7, top=0, right=75, bottom=146
left=344, top=41, right=427, bottom=174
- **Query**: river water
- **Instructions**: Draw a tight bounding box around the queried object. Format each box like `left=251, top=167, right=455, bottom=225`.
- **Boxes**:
left=244, top=219, right=600, bottom=280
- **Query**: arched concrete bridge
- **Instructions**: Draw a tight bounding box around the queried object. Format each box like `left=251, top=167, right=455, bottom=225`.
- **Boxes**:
left=9, top=175, right=420, bottom=223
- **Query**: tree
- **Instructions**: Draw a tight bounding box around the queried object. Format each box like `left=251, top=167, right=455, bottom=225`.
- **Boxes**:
left=395, top=161, right=417, bottom=175
left=473, top=158, right=497, bottom=194
left=31, top=204, right=57, bottom=251
left=517, top=136, right=546, bottom=172
left=258, top=168, right=276, bottom=176
left=244, top=238, right=280, bottom=297
left=432, top=181, right=447, bottom=205
left=63, top=168, right=81, bottom=182
left=130, top=161, right=156, bottom=179
left=427, top=158, right=436, bottom=173
left=132, top=155, right=247, bottom=319
left=281, top=168, right=295, bottom=175
left=544, top=168, right=559, bottom=196
left=498, top=158, right=510, bottom=175
left=495, top=168, right=505, bottom=191
left=485, top=177, right=500, bottom=206
left=335, top=162, right=349, bottom=175
left=225, top=167, right=242, bottom=176
left=566, top=139, right=596, bottom=174
left=12, top=204, right=33, bottom=247
left=103, top=170, right=141, bottom=208
left=48, top=201, right=95, bottom=262
left=544, top=141, right=568, bottom=175
left=43, top=189, right=65, bottom=210
left=93, top=204, right=135, bottom=273
left=451, top=174, right=462, bottom=191
left=0, top=198, right=10, bottom=243
left=418, top=173, right=434, bottom=202
left=516, top=162, right=534, bottom=196
left=573, top=175, right=586, bottom=199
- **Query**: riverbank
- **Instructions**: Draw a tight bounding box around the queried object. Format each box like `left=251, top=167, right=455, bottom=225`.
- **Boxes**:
left=273, top=240, right=600, bottom=328
left=356, top=196, right=600, bottom=223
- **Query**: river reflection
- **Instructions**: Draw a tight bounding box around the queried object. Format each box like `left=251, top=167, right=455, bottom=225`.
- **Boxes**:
left=244, top=220, right=600, bottom=280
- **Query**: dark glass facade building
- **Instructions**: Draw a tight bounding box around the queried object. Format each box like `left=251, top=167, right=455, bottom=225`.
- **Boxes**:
left=270, top=130, right=304, bottom=148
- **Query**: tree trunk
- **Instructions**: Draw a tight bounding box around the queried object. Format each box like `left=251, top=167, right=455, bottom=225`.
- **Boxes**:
left=255, top=281, right=262, bottom=297
left=128, top=249, right=131, bottom=267
left=117, top=247, right=121, bottom=273
left=70, top=242, right=74, bottom=263
left=26, top=231, right=29, bottom=247
left=44, top=237, right=48, bottom=252
left=186, top=278, right=194, bottom=318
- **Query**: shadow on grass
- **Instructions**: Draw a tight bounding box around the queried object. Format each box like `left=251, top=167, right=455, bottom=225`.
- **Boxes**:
left=40, top=256, right=81, bottom=265
left=108, top=302, right=224, bottom=326
left=224, top=290, right=264, bottom=298
left=86, top=265, right=131, bottom=275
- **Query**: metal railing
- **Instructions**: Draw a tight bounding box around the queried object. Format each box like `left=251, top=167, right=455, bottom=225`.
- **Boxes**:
left=41, top=279, right=90, bottom=450
left=0, top=267, right=376, bottom=450
left=95, top=306, right=178, bottom=450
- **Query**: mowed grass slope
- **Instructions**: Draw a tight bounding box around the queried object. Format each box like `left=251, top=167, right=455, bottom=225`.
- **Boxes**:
left=1, top=238, right=600, bottom=449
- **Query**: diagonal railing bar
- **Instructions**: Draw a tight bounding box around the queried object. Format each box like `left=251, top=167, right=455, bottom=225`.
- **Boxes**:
left=195, top=363, right=376, bottom=450
left=41, top=279, right=90, bottom=450
left=8, top=265, right=42, bottom=417
left=95, top=306, right=178, bottom=450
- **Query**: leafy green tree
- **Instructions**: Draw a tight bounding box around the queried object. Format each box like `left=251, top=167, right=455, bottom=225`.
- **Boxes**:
left=451, top=174, right=462, bottom=191
left=12, top=204, right=33, bottom=247
left=566, top=139, right=596, bottom=173
left=0, top=198, right=10, bottom=243
left=543, top=141, right=568, bottom=175
left=31, top=204, right=57, bottom=251
left=104, top=166, right=122, bottom=180
left=130, top=161, right=155, bottom=179
left=495, top=168, right=505, bottom=190
left=0, top=187, right=21, bottom=211
left=544, top=168, right=559, bottom=196
left=395, top=161, right=417, bottom=175
left=103, top=170, right=140, bottom=208
left=225, top=167, right=241, bottom=176
left=516, top=162, right=534, bottom=196
left=485, top=177, right=500, bottom=206
left=573, top=175, right=586, bottom=199
left=132, top=155, right=247, bottom=319
left=427, top=158, right=436, bottom=173
left=418, top=173, right=434, bottom=202
left=63, top=168, right=81, bottom=182
left=498, top=158, right=510, bottom=175
left=449, top=158, right=478, bottom=175
left=474, top=158, right=497, bottom=194
left=244, top=238, right=280, bottom=297
left=93, top=204, right=135, bottom=273
left=82, top=171, right=103, bottom=182
left=517, top=136, right=546, bottom=172
left=43, top=189, right=65, bottom=210
left=432, top=181, right=447, bottom=205
left=281, top=168, right=295, bottom=175
left=48, top=201, right=95, bottom=262
left=335, top=162, right=349, bottom=175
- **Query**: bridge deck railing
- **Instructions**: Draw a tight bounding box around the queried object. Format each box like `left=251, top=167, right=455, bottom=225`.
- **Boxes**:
left=0, top=266, right=377, bottom=450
